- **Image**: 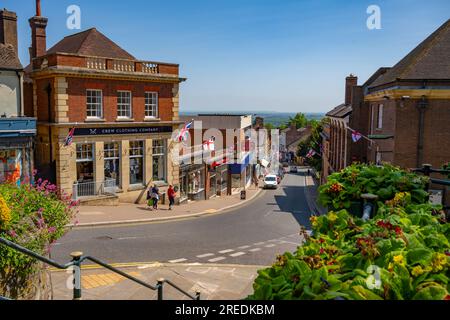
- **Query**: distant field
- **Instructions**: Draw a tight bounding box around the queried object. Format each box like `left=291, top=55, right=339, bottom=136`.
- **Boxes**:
left=180, top=111, right=325, bottom=128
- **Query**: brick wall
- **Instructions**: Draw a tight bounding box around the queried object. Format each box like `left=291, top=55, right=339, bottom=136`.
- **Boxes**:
left=64, top=78, right=175, bottom=122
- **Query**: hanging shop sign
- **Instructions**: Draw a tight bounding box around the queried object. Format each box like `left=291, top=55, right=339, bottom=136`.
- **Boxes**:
left=74, top=126, right=173, bottom=136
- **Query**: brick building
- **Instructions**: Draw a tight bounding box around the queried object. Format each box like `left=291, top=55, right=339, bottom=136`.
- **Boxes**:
left=25, top=4, right=185, bottom=204
left=365, top=19, right=450, bottom=169
left=178, top=115, right=254, bottom=202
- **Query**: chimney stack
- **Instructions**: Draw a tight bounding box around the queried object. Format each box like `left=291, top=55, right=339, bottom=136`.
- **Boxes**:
left=0, top=10, right=19, bottom=55
left=29, top=0, right=48, bottom=63
left=345, top=74, right=358, bottom=105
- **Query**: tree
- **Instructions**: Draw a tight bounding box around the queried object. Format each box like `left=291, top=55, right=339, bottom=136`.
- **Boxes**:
left=288, top=113, right=308, bottom=129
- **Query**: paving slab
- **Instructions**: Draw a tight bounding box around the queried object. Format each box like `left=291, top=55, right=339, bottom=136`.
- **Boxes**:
left=50, top=264, right=263, bottom=300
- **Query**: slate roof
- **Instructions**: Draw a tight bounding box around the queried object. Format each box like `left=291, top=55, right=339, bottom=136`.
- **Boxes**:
left=47, top=28, right=135, bottom=60
left=370, top=19, right=450, bottom=88
left=0, top=43, right=22, bottom=70
left=326, top=103, right=352, bottom=118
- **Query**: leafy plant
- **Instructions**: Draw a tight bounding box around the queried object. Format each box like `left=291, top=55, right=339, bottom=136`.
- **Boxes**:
left=318, top=164, right=429, bottom=210
left=248, top=165, right=449, bottom=301
left=0, top=179, right=78, bottom=299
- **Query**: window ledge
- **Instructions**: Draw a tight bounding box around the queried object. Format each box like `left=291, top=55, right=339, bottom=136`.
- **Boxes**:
left=144, top=117, right=161, bottom=122
left=116, top=118, right=135, bottom=122
left=85, top=118, right=106, bottom=123
left=153, top=181, right=168, bottom=187
left=127, top=185, right=146, bottom=192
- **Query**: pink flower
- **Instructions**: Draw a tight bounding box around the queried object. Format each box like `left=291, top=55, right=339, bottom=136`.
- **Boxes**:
left=8, top=230, right=17, bottom=238
left=48, top=227, right=57, bottom=234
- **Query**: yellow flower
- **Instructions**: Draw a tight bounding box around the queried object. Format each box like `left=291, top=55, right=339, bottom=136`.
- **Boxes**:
left=328, top=212, right=338, bottom=223
left=411, top=266, right=425, bottom=277
left=393, top=255, right=405, bottom=266
left=431, top=253, right=448, bottom=272
left=310, top=216, right=318, bottom=227
left=0, top=195, right=12, bottom=228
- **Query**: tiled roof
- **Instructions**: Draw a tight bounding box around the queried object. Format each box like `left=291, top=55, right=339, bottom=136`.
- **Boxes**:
left=326, top=103, right=352, bottom=118
left=0, top=43, right=22, bottom=70
left=370, top=19, right=450, bottom=88
left=47, top=28, right=135, bottom=60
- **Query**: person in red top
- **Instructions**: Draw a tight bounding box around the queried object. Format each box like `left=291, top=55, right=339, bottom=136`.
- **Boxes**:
left=168, top=185, right=176, bottom=211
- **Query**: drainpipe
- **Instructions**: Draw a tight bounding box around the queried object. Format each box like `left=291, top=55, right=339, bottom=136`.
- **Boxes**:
left=416, top=96, right=428, bottom=168
left=17, top=71, right=25, bottom=116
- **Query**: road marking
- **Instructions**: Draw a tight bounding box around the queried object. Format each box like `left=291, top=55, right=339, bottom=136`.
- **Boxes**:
left=238, top=245, right=250, bottom=249
left=249, top=248, right=261, bottom=252
left=265, top=244, right=276, bottom=248
left=230, top=252, right=246, bottom=257
left=197, top=253, right=215, bottom=258
left=169, top=258, right=188, bottom=264
left=219, top=249, right=234, bottom=254
left=117, top=237, right=138, bottom=240
left=208, top=257, right=226, bottom=262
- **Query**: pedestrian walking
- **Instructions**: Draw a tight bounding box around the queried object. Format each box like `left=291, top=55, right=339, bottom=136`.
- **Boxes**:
left=168, top=185, right=176, bottom=210
left=151, top=185, right=160, bottom=210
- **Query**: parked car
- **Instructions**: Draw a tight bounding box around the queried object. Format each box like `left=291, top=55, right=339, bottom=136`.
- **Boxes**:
left=290, top=166, right=298, bottom=173
left=263, top=174, right=278, bottom=189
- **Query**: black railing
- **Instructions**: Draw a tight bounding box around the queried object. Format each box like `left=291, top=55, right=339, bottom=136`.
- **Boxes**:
left=412, top=164, right=450, bottom=210
left=0, top=237, right=201, bottom=301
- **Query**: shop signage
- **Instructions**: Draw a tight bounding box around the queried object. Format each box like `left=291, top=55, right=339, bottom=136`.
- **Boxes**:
left=74, top=126, right=173, bottom=136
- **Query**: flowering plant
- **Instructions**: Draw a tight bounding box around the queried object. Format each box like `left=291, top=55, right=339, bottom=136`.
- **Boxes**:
left=0, top=178, right=78, bottom=299
left=318, top=164, right=429, bottom=210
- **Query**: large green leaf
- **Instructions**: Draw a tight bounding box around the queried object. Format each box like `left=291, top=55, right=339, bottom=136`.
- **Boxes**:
left=407, top=248, right=434, bottom=266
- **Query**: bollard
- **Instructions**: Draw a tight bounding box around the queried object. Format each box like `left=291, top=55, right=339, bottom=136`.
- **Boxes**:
left=157, top=278, right=164, bottom=300
left=70, top=251, right=83, bottom=300
left=196, top=290, right=201, bottom=300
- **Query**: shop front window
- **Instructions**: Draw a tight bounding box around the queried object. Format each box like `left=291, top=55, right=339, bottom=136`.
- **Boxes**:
left=180, top=172, right=188, bottom=201
left=0, top=149, right=24, bottom=185
left=76, top=143, right=94, bottom=183
left=189, top=169, right=205, bottom=194
left=104, top=142, right=120, bottom=187
left=129, top=141, right=144, bottom=186
left=152, top=139, right=166, bottom=182
left=220, top=170, right=228, bottom=192
left=209, top=173, right=217, bottom=198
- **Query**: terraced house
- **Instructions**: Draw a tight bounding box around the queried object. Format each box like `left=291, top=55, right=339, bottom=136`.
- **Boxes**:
left=25, top=4, right=185, bottom=204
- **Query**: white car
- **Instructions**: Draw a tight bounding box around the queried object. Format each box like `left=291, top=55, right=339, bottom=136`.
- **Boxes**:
left=263, top=174, right=278, bottom=189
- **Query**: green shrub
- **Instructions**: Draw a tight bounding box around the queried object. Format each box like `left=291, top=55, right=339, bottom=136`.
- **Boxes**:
left=0, top=179, right=78, bottom=299
left=318, top=164, right=429, bottom=210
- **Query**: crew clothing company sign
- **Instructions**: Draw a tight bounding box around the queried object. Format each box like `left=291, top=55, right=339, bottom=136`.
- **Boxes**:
left=74, top=126, right=173, bottom=136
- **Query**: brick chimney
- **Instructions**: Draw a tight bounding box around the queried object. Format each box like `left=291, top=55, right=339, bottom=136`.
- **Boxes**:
left=0, top=9, right=18, bottom=54
left=345, top=74, right=358, bottom=105
left=29, top=0, right=48, bottom=62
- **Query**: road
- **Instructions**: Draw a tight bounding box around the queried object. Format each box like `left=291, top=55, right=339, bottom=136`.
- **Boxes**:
left=51, top=170, right=314, bottom=266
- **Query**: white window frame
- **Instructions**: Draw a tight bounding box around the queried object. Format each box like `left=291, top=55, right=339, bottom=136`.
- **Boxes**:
left=377, top=104, right=384, bottom=129
left=129, top=141, right=145, bottom=186
left=152, top=139, right=167, bottom=182
left=86, top=89, right=103, bottom=119
left=76, top=143, right=94, bottom=162
left=145, top=92, right=159, bottom=119
left=117, top=91, right=132, bottom=119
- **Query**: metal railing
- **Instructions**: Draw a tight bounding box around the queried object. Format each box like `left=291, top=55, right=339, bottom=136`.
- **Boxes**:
left=72, top=179, right=117, bottom=200
left=0, top=237, right=201, bottom=301
left=412, top=164, right=450, bottom=211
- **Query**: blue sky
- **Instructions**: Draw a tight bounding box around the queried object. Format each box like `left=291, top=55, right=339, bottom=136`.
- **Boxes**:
left=4, top=0, right=450, bottom=113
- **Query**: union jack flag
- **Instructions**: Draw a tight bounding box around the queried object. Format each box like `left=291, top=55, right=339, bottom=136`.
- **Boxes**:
left=351, top=130, right=363, bottom=143
left=64, top=128, right=76, bottom=147
left=177, top=121, right=193, bottom=142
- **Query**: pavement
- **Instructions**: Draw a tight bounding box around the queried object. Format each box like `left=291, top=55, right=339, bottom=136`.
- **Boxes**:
left=71, top=184, right=262, bottom=227
left=51, top=263, right=262, bottom=300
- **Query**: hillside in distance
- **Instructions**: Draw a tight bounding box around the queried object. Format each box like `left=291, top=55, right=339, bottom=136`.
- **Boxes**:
left=180, top=110, right=325, bottom=128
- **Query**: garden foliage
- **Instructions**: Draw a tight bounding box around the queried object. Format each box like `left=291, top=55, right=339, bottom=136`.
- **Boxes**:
left=248, top=165, right=449, bottom=300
